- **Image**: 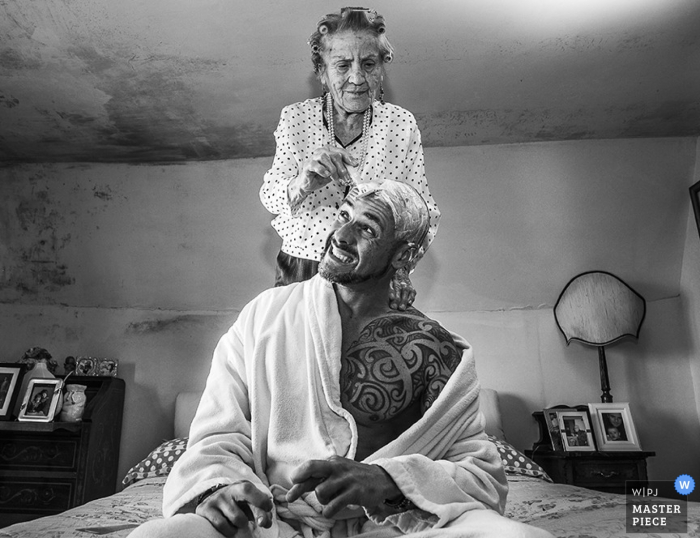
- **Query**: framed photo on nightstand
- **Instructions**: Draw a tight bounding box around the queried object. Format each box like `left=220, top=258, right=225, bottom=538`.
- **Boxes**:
left=543, top=407, right=565, bottom=451
left=0, top=363, right=27, bottom=420
left=76, top=356, right=97, bottom=376
left=556, top=410, right=596, bottom=452
left=588, top=402, right=642, bottom=451
left=18, top=378, right=63, bottom=422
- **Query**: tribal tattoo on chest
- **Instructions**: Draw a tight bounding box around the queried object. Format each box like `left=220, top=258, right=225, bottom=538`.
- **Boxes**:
left=340, top=310, right=461, bottom=423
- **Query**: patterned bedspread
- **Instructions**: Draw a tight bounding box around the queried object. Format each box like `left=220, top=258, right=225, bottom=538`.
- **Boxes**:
left=505, top=475, right=699, bottom=538
left=0, top=478, right=165, bottom=538
left=1, top=475, right=697, bottom=537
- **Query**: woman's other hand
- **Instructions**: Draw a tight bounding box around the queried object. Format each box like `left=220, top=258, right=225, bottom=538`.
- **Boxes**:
left=389, top=268, right=416, bottom=311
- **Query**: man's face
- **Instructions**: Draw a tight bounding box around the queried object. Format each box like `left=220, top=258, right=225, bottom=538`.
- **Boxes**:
left=319, top=195, right=398, bottom=284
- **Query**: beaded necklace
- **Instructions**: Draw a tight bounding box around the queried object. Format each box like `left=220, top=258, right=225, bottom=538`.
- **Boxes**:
left=325, top=93, right=371, bottom=182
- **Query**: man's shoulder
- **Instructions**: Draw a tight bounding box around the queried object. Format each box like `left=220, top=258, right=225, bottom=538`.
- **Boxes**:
left=357, top=308, right=457, bottom=347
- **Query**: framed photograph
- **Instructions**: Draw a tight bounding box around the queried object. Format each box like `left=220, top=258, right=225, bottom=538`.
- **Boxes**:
left=543, top=407, right=565, bottom=451
left=556, top=410, right=596, bottom=452
left=76, top=356, right=97, bottom=376
left=588, top=402, right=642, bottom=451
left=691, top=179, right=700, bottom=240
left=18, top=378, right=63, bottom=422
left=0, top=363, right=27, bottom=420
left=96, top=358, right=118, bottom=377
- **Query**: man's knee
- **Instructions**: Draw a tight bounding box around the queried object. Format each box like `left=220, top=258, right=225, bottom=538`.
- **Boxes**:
left=128, top=513, right=225, bottom=538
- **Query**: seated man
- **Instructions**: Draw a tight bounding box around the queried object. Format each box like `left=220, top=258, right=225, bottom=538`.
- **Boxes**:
left=130, top=181, right=551, bottom=538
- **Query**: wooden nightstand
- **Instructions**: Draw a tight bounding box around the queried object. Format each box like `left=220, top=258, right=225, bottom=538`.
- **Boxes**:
left=0, top=376, right=125, bottom=527
left=525, top=449, right=655, bottom=493
left=527, top=409, right=654, bottom=494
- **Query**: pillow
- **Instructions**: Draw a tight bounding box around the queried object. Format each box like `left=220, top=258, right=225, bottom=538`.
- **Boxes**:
left=479, top=388, right=507, bottom=441
left=487, top=435, right=552, bottom=482
left=122, top=437, right=188, bottom=487
left=121, top=434, right=551, bottom=487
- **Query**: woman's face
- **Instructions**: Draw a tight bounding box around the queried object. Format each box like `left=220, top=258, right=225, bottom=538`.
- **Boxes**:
left=608, top=413, right=623, bottom=427
left=319, top=30, right=384, bottom=115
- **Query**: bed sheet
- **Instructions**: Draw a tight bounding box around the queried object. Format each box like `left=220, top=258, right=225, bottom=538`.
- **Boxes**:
left=2, top=475, right=698, bottom=537
left=0, top=477, right=165, bottom=538
left=505, top=475, right=699, bottom=538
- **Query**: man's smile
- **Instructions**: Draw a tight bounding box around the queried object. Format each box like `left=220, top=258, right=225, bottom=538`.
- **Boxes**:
left=329, top=243, right=356, bottom=265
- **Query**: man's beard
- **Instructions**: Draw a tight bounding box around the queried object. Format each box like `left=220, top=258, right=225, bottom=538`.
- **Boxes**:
left=319, top=262, right=374, bottom=284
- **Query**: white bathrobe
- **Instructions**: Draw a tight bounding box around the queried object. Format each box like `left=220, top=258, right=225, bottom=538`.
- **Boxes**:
left=162, top=275, right=508, bottom=537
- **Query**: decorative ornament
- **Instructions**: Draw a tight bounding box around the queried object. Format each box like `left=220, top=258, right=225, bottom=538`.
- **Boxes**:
left=58, top=384, right=87, bottom=422
left=19, top=347, right=59, bottom=375
left=13, top=353, right=57, bottom=417
left=64, top=356, right=77, bottom=375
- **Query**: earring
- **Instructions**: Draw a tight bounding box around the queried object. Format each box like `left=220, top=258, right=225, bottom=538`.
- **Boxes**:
left=379, top=84, right=385, bottom=105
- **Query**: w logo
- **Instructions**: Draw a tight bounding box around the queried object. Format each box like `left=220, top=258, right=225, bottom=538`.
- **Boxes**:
left=675, top=475, right=695, bottom=495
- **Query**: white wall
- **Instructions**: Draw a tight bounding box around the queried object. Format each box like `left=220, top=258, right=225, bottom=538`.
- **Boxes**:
left=1, top=137, right=698, bottom=485
left=680, top=138, right=700, bottom=462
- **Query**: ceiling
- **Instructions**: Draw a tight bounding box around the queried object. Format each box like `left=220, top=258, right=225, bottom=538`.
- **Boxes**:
left=1, top=0, right=699, bottom=164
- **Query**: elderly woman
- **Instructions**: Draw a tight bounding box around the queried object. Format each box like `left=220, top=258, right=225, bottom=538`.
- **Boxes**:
left=260, top=7, right=440, bottom=309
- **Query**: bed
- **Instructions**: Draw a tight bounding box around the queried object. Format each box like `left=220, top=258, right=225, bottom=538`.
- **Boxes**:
left=1, top=389, right=697, bottom=538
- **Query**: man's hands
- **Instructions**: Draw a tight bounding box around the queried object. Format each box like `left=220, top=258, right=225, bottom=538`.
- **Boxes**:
left=197, top=458, right=403, bottom=534
left=286, top=456, right=401, bottom=519
left=196, top=481, right=273, bottom=537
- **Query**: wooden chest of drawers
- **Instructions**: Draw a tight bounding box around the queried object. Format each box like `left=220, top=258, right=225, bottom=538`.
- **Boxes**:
left=525, top=449, right=655, bottom=494
left=0, top=376, right=125, bottom=527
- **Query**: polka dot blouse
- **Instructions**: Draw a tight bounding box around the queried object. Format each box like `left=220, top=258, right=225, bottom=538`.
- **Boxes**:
left=260, top=97, right=441, bottom=262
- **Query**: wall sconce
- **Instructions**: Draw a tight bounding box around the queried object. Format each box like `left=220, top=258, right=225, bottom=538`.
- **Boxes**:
left=554, top=271, right=646, bottom=403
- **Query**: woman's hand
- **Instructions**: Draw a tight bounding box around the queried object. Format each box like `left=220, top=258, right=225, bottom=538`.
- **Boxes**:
left=195, top=481, right=273, bottom=537
left=389, top=268, right=416, bottom=311
left=288, top=146, right=358, bottom=206
left=301, top=145, right=358, bottom=189
left=286, top=456, right=401, bottom=519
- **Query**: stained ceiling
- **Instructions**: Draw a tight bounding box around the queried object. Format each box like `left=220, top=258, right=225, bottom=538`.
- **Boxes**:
left=1, top=0, right=699, bottom=164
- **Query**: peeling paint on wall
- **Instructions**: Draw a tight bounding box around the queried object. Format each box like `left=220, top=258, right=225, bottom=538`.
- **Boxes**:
left=415, top=101, right=700, bottom=147
left=1, top=0, right=699, bottom=163
left=0, top=184, right=76, bottom=298
left=126, top=314, right=215, bottom=334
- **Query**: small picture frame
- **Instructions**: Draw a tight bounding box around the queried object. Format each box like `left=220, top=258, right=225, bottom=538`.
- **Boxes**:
left=18, top=378, right=63, bottom=422
left=0, top=363, right=27, bottom=420
left=96, top=358, right=118, bottom=377
left=76, top=357, right=97, bottom=376
left=543, top=407, right=565, bottom=451
left=557, top=410, right=596, bottom=452
left=588, top=402, right=642, bottom=451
